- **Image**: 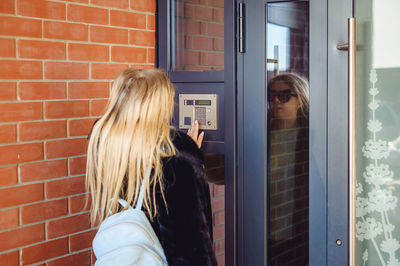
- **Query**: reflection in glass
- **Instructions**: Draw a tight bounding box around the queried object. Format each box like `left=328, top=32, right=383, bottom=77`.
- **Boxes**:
left=267, top=2, right=309, bottom=265
left=174, top=0, right=224, bottom=71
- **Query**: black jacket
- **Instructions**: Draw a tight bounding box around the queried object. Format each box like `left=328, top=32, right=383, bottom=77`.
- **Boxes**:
left=151, top=131, right=217, bottom=266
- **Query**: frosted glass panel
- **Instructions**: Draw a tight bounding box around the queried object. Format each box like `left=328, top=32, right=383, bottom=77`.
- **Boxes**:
left=355, top=1, right=400, bottom=265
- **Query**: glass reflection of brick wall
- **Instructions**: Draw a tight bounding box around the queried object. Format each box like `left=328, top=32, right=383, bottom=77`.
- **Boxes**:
left=174, top=0, right=224, bottom=71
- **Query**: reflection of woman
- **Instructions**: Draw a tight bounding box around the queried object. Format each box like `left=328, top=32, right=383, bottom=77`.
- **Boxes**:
left=270, top=73, right=309, bottom=129
left=87, top=69, right=217, bottom=265
left=268, top=73, right=310, bottom=266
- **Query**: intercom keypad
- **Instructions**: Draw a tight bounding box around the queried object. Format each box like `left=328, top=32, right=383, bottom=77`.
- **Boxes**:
left=179, top=94, right=217, bottom=130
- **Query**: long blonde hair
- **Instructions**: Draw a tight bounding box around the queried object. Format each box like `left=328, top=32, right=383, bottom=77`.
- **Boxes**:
left=86, top=68, right=176, bottom=225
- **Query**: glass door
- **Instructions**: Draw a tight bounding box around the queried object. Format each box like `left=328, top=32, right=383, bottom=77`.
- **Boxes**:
left=353, top=1, right=400, bottom=265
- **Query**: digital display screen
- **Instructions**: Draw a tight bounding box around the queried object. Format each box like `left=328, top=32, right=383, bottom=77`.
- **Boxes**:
left=195, top=100, right=211, bottom=105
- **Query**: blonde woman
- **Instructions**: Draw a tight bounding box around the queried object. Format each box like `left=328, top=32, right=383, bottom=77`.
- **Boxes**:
left=87, top=68, right=217, bottom=265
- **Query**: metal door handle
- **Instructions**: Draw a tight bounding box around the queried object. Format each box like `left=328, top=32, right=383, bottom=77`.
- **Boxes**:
left=346, top=17, right=356, bottom=266
left=336, top=17, right=356, bottom=266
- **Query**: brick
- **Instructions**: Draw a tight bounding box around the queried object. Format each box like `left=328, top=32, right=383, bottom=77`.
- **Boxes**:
left=45, top=100, right=89, bottom=119
left=45, top=175, right=86, bottom=199
left=0, top=16, right=41, bottom=38
left=213, top=38, right=224, bottom=51
left=213, top=8, right=224, bottom=23
left=213, top=211, right=224, bottom=226
left=69, top=194, right=90, bottom=213
left=200, top=52, right=224, bottom=66
left=184, top=3, right=195, bottom=18
left=0, top=183, right=43, bottom=209
left=0, top=38, right=15, bottom=57
left=68, top=4, right=108, bottom=25
left=216, top=254, right=225, bottom=266
left=21, top=199, right=68, bottom=225
left=90, top=25, right=128, bottom=44
left=19, top=159, right=67, bottom=182
left=69, top=230, right=96, bottom=251
left=66, top=0, right=88, bottom=2
left=0, top=143, right=43, bottom=165
left=17, top=0, right=65, bottom=20
left=18, top=82, right=66, bottom=100
left=110, top=10, right=146, bottom=29
left=213, top=184, right=225, bottom=197
left=197, top=6, right=213, bottom=20
left=91, top=0, right=129, bottom=9
left=214, top=239, right=225, bottom=255
left=91, top=63, right=128, bottom=79
left=18, top=40, right=66, bottom=60
left=0, top=251, right=18, bottom=266
left=69, top=156, right=87, bottom=175
left=129, top=64, right=154, bottom=69
left=200, top=22, right=207, bottom=35
left=209, top=0, right=224, bottom=8
left=130, top=0, right=155, bottom=12
left=21, top=238, right=68, bottom=265
left=147, top=15, right=155, bottom=30
left=68, top=43, right=109, bottom=62
left=184, top=19, right=200, bottom=34
left=147, top=48, right=155, bottom=64
left=0, top=166, right=18, bottom=186
left=46, top=213, right=90, bottom=239
left=0, top=0, right=14, bottom=14
left=90, top=99, right=108, bottom=116
left=207, top=23, right=224, bottom=37
left=44, top=21, right=88, bottom=41
left=182, top=50, right=199, bottom=65
left=68, top=118, right=97, bottom=137
left=0, top=124, right=16, bottom=144
left=47, top=250, right=91, bottom=266
left=213, top=225, right=224, bottom=240
left=111, top=46, right=146, bottom=63
left=0, top=82, right=16, bottom=100
left=211, top=196, right=224, bottom=212
left=0, top=60, right=42, bottom=80
left=44, top=62, right=89, bottom=80
left=129, top=30, right=155, bottom=46
left=19, top=121, right=67, bottom=141
left=0, top=208, right=18, bottom=230
left=68, top=82, right=109, bottom=99
left=192, top=36, right=213, bottom=50
left=45, top=138, right=88, bottom=159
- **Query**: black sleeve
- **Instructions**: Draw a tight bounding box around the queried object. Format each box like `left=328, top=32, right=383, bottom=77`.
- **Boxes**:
left=155, top=136, right=217, bottom=266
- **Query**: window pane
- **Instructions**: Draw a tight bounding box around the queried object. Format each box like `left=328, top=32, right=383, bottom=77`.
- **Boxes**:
left=174, top=0, right=224, bottom=71
left=267, top=2, right=310, bottom=265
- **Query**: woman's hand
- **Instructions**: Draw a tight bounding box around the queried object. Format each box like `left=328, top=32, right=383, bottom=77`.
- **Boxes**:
left=187, top=120, right=204, bottom=149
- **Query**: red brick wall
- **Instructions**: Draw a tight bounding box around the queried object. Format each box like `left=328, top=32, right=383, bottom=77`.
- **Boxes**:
left=0, top=0, right=155, bottom=265
left=174, top=0, right=224, bottom=71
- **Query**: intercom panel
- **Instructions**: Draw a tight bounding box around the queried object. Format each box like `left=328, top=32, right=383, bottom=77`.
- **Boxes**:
left=179, top=94, right=218, bottom=130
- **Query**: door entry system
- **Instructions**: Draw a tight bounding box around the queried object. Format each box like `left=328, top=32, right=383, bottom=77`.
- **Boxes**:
left=179, top=94, right=218, bottom=130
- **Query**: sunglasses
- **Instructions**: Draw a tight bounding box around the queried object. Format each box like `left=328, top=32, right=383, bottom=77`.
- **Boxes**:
left=270, top=89, right=297, bottom=103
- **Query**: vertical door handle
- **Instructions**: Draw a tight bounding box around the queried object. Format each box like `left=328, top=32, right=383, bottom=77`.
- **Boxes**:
left=348, top=17, right=356, bottom=266
left=239, top=3, right=245, bottom=53
left=336, top=17, right=356, bottom=266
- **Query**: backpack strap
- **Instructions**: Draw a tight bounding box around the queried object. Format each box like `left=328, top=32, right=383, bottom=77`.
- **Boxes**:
left=135, top=167, right=151, bottom=210
left=117, top=167, right=151, bottom=211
